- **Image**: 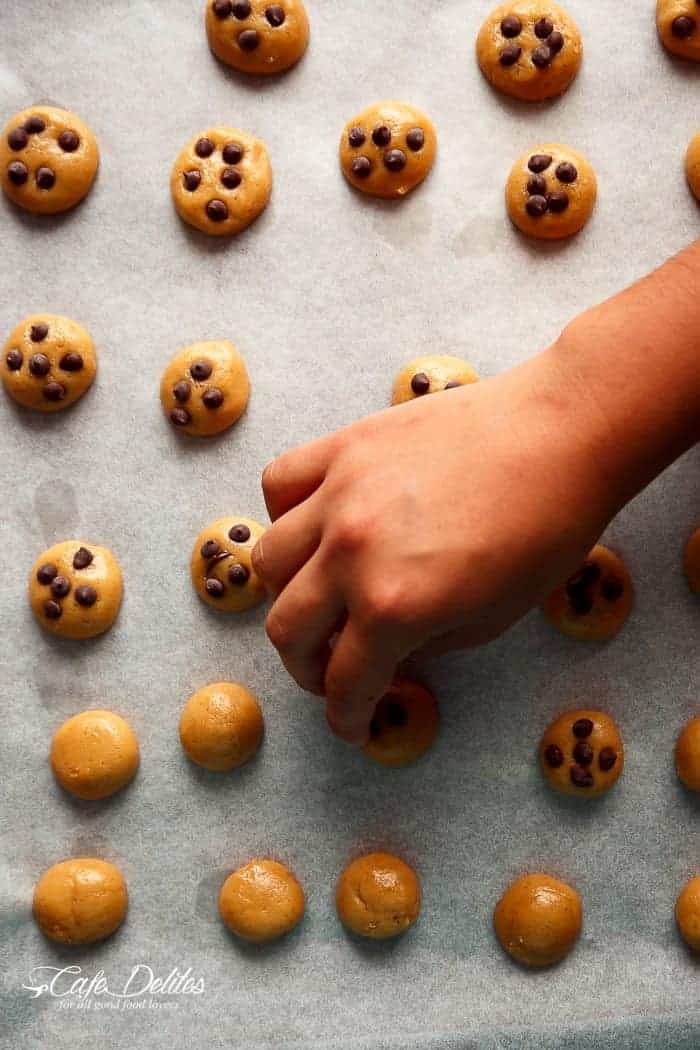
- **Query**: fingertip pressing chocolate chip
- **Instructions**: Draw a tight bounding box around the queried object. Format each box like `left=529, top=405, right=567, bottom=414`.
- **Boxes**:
left=238, top=29, right=260, bottom=51
left=29, top=353, right=50, bottom=376
left=206, top=199, right=228, bottom=222
left=58, top=130, right=80, bottom=152
left=202, top=387, right=224, bottom=409
left=75, top=584, right=98, bottom=607
left=30, top=323, right=49, bottom=342
left=499, top=43, right=521, bottom=65
left=351, top=156, right=371, bottom=178
left=7, top=161, right=28, bottom=185
left=411, top=372, right=431, bottom=396
left=544, top=743, right=564, bottom=768
left=500, top=14, right=522, bottom=37
left=572, top=718, right=594, bottom=739
left=372, top=126, right=391, bottom=147
left=170, top=407, right=191, bottom=426
left=348, top=126, right=366, bottom=148
left=195, top=137, right=215, bottom=158
left=6, top=349, right=23, bottom=370
left=228, top=563, right=250, bottom=586
left=183, top=170, right=202, bottom=192
left=384, top=149, right=406, bottom=172
left=72, top=547, right=93, bottom=570
left=59, top=352, right=84, bottom=372
left=229, top=523, right=251, bottom=543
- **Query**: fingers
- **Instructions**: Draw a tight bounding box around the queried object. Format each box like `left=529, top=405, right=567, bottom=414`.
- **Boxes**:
left=252, top=494, right=323, bottom=598
left=262, top=432, right=340, bottom=522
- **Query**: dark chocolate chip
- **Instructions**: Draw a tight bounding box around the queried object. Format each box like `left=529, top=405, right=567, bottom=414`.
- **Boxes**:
left=51, top=575, right=71, bottom=598
left=43, top=599, right=62, bottom=620
left=36, top=166, right=56, bottom=190
left=500, top=14, right=522, bottom=37
left=205, top=577, right=226, bottom=598
left=43, top=381, right=66, bottom=402
left=206, top=199, right=228, bottom=222
left=183, top=170, right=202, bottom=192
left=201, top=539, right=222, bottom=560
left=566, top=562, right=600, bottom=595
left=445, top=381, right=461, bottom=390
left=406, top=128, right=425, bottom=152
left=348, top=126, right=366, bottom=148
left=570, top=592, right=594, bottom=616
left=24, top=115, right=46, bottom=134
left=598, top=747, right=617, bottom=772
left=384, top=149, right=406, bottom=172
left=228, top=563, right=250, bottom=586
left=601, top=577, right=624, bottom=602
left=232, top=0, right=252, bottom=16
left=556, top=161, right=578, bottom=183
left=527, top=173, right=546, bottom=196
left=548, top=30, right=564, bottom=53
left=351, top=156, right=371, bottom=178
left=544, top=743, right=564, bottom=768
left=170, top=407, right=191, bottom=426
left=75, top=584, right=98, bottom=607
left=672, top=15, right=696, bottom=38
left=238, top=29, right=260, bottom=50
left=221, top=166, right=242, bottom=189
left=531, top=45, right=552, bottom=68
left=29, top=353, right=50, bottom=376
left=222, top=142, right=244, bottom=165
left=499, top=43, right=522, bottom=65
left=202, top=387, right=224, bottom=409
left=573, top=740, right=594, bottom=765
left=385, top=700, right=407, bottom=727
left=195, top=137, right=215, bottom=158
left=73, top=546, right=93, bottom=570
left=30, top=323, right=49, bottom=342
left=372, top=125, right=391, bottom=147
left=546, top=190, right=569, bottom=213
left=229, top=523, right=251, bottom=543
left=213, top=0, right=233, bottom=16
left=58, top=130, right=80, bottom=152
left=528, top=154, right=552, bottom=173
left=411, top=372, right=431, bottom=396
left=7, top=161, right=28, bottom=185
left=572, top=718, right=594, bottom=739
left=265, top=4, right=286, bottom=26
left=526, top=194, right=548, bottom=217
left=570, top=765, right=594, bottom=788
left=190, top=359, right=213, bottom=381
left=173, top=380, right=191, bottom=403
left=37, top=563, right=58, bottom=585
left=8, top=127, right=28, bottom=151
left=59, top=352, right=83, bottom=372
left=534, top=16, right=554, bottom=38
left=6, top=349, right=23, bottom=370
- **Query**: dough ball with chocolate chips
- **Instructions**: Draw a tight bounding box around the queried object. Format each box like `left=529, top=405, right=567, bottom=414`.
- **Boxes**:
left=205, top=0, right=309, bottom=74
left=540, top=709, right=624, bottom=798
left=29, top=541, right=123, bottom=639
left=543, top=544, right=632, bottom=641
left=160, top=340, right=249, bottom=436
left=33, top=858, right=128, bottom=945
left=363, top=679, right=439, bottom=767
left=657, top=0, right=700, bottom=60
left=494, top=873, right=582, bottom=967
left=392, top=354, right=479, bottom=405
left=191, top=517, right=266, bottom=612
left=1, top=314, right=96, bottom=412
left=506, top=144, right=597, bottom=241
left=340, top=102, right=437, bottom=199
left=0, top=105, right=99, bottom=214
left=179, top=682, right=263, bottom=771
left=676, top=876, right=700, bottom=950
left=675, top=716, right=700, bottom=790
left=50, top=710, right=139, bottom=800
left=219, top=859, right=305, bottom=942
left=476, top=1, right=582, bottom=101
left=336, top=852, right=420, bottom=939
left=171, top=126, right=272, bottom=237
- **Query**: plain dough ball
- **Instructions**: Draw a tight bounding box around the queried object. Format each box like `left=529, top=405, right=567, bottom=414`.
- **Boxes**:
left=33, top=858, right=128, bottom=945
left=657, top=0, right=700, bottom=61
left=392, top=354, right=478, bottom=405
left=29, top=540, right=123, bottom=639
left=506, top=144, right=597, bottom=241
left=540, top=709, right=624, bottom=798
left=339, top=102, right=437, bottom=200
left=171, top=126, right=272, bottom=237
left=205, top=0, right=309, bottom=74
left=476, top=1, right=582, bottom=102
left=543, top=544, right=633, bottom=641
left=494, top=873, right=582, bottom=966
left=675, top=716, right=700, bottom=790
left=676, top=876, right=700, bottom=950
left=363, top=679, right=439, bottom=767
left=51, top=710, right=139, bottom=800
left=683, top=526, right=700, bottom=592
left=191, top=517, right=266, bottom=612
left=179, top=682, right=263, bottom=771
left=1, top=314, right=96, bottom=412
left=219, top=859, right=304, bottom=942
left=0, top=105, right=99, bottom=214
left=160, top=340, right=249, bottom=436
left=336, top=852, right=420, bottom=939
left=686, top=134, right=700, bottom=202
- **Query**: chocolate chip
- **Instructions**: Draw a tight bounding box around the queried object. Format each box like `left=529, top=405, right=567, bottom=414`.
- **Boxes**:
left=547, top=190, right=569, bottom=213
left=528, top=154, right=552, bottom=173
left=24, top=115, right=45, bottom=134
left=572, top=718, right=594, bottom=739
left=37, top=563, right=58, bottom=585
left=531, top=45, right=552, bottom=67
left=348, top=126, right=366, bottom=148
left=499, top=43, right=522, bottom=65
left=7, top=161, right=28, bottom=185
left=205, top=577, right=226, bottom=598
left=228, top=563, right=250, bottom=586
left=206, top=199, right=228, bottom=222
left=222, top=142, right=244, bottom=164
left=190, top=359, right=213, bottom=381
left=500, top=14, right=522, bottom=37
left=265, top=4, right=285, bottom=26
left=173, top=380, right=191, bottom=403
left=548, top=30, right=564, bottom=53
left=573, top=740, right=594, bottom=765
left=411, top=372, right=431, bottom=395
left=556, top=161, right=577, bottom=183
left=30, top=323, right=49, bottom=342
left=406, top=128, right=425, bottom=152
left=43, top=599, right=62, bottom=620
left=582, top=561, right=601, bottom=583
left=445, top=381, right=461, bottom=390
left=385, top=701, right=407, bottom=727
left=527, top=174, right=546, bottom=195
left=526, top=194, right=548, bottom=217
left=544, top=743, right=564, bottom=768
left=51, top=575, right=71, bottom=598
left=201, top=539, right=222, bottom=560
left=75, top=585, right=97, bottom=607
left=570, top=765, right=594, bottom=788
left=213, top=0, right=233, bottom=16
left=170, top=407, right=191, bottom=426
left=202, top=387, right=224, bottom=409
left=72, top=546, right=93, bottom=570
left=58, top=130, right=80, bottom=152
left=43, top=381, right=66, bottom=402
left=229, top=523, right=251, bottom=543
left=372, top=126, right=391, bottom=147
left=369, top=716, right=380, bottom=738
left=601, top=577, right=624, bottom=602
left=384, top=149, right=406, bottom=172
left=59, top=352, right=83, bottom=372
left=29, top=353, right=50, bottom=376
left=232, top=0, right=251, bottom=16
left=8, top=127, right=28, bottom=151
left=570, top=592, right=594, bottom=616
left=672, top=15, right=696, bottom=38
left=238, top=29, right=260, bottom=50
left=351, top=156, right=371, bottom=178
left=6, top=349, right=23, bottom=370
left=221, top=167, right=242, bottom=189
left=36, top=166, right=56, bottom=190
left=566, top=562, right=600, bottom=595
left=195, top=137, right=215, bottom=158
left=598, top=747, right=617, bottom=772
left=183, top=170, right=202, bottom=192
left=534, top=16, right=554, bottom=38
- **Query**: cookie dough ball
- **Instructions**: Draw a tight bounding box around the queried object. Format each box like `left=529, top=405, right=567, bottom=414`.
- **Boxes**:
left=476, top=1, right=582, bottom=101
left=494, top=873, right=581, bottom=967
left=543, top=544, right=632, bottom=641
left=392, top=354, right=478, bottom=405
left=675, top=716, right=700, bottom=790
left=540, top=709, right=624, bottom=797
left=340, top=102, right=437, bottom=200
left=29, top=541, right=123, bottom=640
left=506, top=144, right=596, bottom=240
left=179, top=682, right=263, bottom=771
left=51, top=710, right=139, bottom=800
left=363, top=679, right=439, bottom=767
left=1, top=314, right=96, bottom=412
left=657, top=0, right=700, bottom=61
left=676, top=876, right=700, bottom=950
left=171, top=127, right=272, bottom=237
left=160, top=340, right=249, bottom=436
left=191, top=517, right=266, bottom=612
left=206, top=0, right=309, bottom=74
left=336, top=852, right=420, bottom=939
left=683, top=526, right=700, bottom=593
left=0, top=105, right=99, bottom=215
left=33, top=858, right=127, bottom=945
left=686, top=134, right=700, bottom=202
left=219, top=859, right=304, bottom=942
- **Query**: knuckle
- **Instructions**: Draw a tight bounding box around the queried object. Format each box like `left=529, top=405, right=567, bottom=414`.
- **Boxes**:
left=362, top=580, right=410, bottom=628
left=330, top=508, right=373, bottom=554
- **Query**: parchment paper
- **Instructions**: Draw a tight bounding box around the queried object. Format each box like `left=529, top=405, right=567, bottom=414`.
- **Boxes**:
left=3, top=2, right=700, bottom=1047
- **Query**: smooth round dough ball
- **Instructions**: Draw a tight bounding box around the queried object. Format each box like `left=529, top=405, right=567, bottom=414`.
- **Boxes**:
left=476, top=1, right=582, bottom=102
left=676, top=876, right=700, bottom=950
left=0, top=105, right=99, bottom=215
left=219, top=859, right=304, bottom=942
left=29, top=540, right=123, bottom=639
left=191, top=517, right=266, bottom=612
left=543, top=544, right=633, bottom=641
left=392, top=354, right=478, bottom=405
left=494, top=873, right=582, bottom=967
left=171, top=126, right=272, bottom=237
left=675, top=716, right=700, bottom=790
left=340, top=102, right=437, bottom=200
left=205, top=0, right=309, bottom=75
left=364, top=679, right=439, bottom=767
left=336, top=852, right=420, bottom=939
left=683, top=526, right=700, bottom=592
left=179, top=682, right=263, bottom=771
left=160, top=340, right=249, bottom=436
left=33, top=858, right=127, bottom=945
left=506, top=144, right=596, bottom=241
left=1, top=314, right=96, bottom=412
left=51, top=710, right=139, bottom=800
left=540, top=709, right=624, bottom=798
left=657, top=0, right=700, bottom=61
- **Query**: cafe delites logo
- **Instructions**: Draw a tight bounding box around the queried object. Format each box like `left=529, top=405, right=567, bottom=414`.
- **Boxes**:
left=23, top=964, right=205, bottom=1010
